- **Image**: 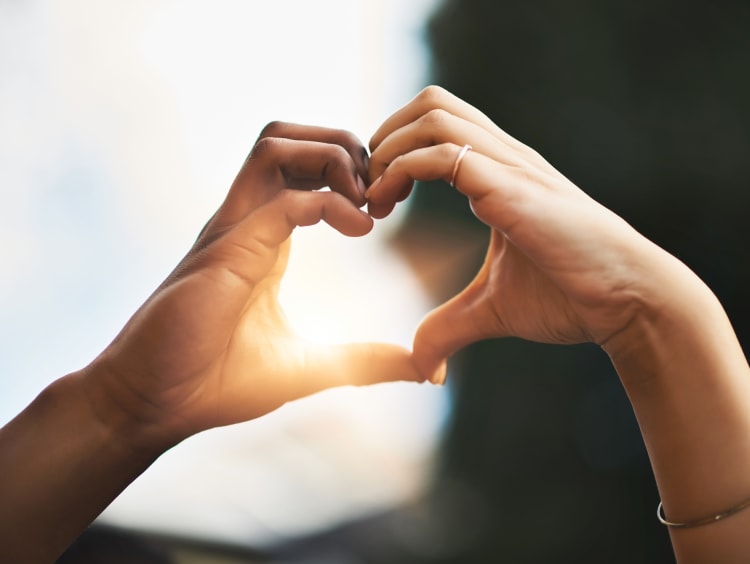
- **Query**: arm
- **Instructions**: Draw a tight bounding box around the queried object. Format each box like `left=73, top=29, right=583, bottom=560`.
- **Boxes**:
left=0, top=123, right=423, bottom=563
left=366, top=85, right=750, bottom=563
left=605, top=265, right=750, bottom=564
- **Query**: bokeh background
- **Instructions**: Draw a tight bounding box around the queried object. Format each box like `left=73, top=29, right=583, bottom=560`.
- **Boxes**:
left=415, top=1, right=750, bottom=562
left=3, top=0, right=750, bottom=562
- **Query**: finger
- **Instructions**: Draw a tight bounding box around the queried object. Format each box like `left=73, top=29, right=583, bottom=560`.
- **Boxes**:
left=366, top=143, right=554, bottom=235
left=206, top=189, right=373, bottom=286
left=370, top=85, right=555, bottom=175
left=370, top=86, right=499, bottom=151
left=365, top=144, right=465, bottom=220
left=412, top=279, right=500, bottom=383
left=366, top=180, right=412, bottom=220
left=367, top=200, right=396, bottom=220
left=289, top=342, right=427, bottom=400
left=274, top=140, right=368, bottom=205
left=244, top=188, right=373, bottom=243
left=369, top=108, right=524, bottom=182
left=214, top=138, right=369, bottom=231
left=252, top=137, right=368, bottom=204
left=367, top=143, right=475, bottom=203
left=258, top=121, right=370, bottom=183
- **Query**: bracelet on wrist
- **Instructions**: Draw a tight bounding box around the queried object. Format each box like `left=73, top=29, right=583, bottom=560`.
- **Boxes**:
left=657, top=497, right=750, bottom=528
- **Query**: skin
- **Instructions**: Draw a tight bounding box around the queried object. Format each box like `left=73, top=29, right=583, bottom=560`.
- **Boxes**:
left=0, top=123, right=424, bottom=563
left=366, top=85, right=750, bottom=564
left=3, top=88, right=749, bottom=563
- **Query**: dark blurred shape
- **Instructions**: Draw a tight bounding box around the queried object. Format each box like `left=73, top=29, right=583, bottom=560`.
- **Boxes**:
left=272, top=2, right=750, bottom=562
left=386, top=0, right=749, bottom=562
left=276, top=2, right=749, bottom=562
left=57, top=525, right=174, bottom=564
left=57, top=524, right=273, bottom=563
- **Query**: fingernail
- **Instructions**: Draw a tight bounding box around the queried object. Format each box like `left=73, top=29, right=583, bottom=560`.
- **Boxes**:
left=364, top=176, right=382, bottom=200
left=428, top=360, right=448, bottom=386
left=361, top=148, right=370, bottom=174
left=357, top=174, right=367, bottom=197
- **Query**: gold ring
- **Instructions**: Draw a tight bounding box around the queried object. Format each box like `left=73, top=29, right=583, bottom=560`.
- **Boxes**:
left=449, top=144, right=472, bottom=187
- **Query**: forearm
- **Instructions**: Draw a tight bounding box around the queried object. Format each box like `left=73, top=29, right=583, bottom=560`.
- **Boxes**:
left=605, top=249, right=750, bottom=563
left=0, top=367, right=166, bottom=563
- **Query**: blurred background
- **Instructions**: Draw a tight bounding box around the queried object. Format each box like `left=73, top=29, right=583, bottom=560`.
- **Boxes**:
left=3, top=0, right=750, bottom=562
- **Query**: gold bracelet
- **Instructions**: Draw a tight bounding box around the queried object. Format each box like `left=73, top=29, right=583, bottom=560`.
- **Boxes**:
left=657, top=498, right=750, bottom=528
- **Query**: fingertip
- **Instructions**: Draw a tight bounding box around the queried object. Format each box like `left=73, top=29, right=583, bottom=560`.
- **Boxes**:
left=412, top=343, right=448, bottom=386
left=339, top=206, right=374, bottom=237
left=356, top=175, right=368, bottom=202
left=355, top=209, right=375, bottom=235
left=359, top=148, right=371, bottom=185
left=396, top=180, right=414, bottom=203
left=412, top=307, right=459, bottom=384
left=428, top=360, right=448, bottom=386
left=368, top=131, right=383, bottom=154
left=367, top=201, right=396, bottom=219
left=364, top=175, right=382, bottom=200
left=392, top=347, right=430, bottom=385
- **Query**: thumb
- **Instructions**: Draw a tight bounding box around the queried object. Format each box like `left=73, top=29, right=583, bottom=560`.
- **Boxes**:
left=413, top=280, right=499, bottom=384
left=290, top=342, right=427, bottom=400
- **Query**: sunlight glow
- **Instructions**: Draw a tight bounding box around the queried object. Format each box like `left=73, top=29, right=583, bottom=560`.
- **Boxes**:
left=0, top=0, right=445, bottom=547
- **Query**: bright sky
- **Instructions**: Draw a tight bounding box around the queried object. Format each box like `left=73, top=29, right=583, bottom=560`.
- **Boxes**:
left=0, top=0, right=447, bottom=547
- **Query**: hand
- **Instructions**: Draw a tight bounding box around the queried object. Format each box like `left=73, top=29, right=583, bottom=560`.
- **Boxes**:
left=89, top=122, right=422, bottom=446
left=367, top=86, right=692, bottom=381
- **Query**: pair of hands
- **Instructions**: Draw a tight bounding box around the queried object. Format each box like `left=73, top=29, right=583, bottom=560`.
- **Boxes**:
left=88, top=86, right=668, bottom=447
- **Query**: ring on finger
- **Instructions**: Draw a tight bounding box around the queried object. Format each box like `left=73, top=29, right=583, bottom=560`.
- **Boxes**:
left=449, top=144, right=472, bottom=187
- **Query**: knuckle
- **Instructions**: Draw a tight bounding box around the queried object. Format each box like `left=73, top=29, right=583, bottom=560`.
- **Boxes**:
left=421, top=108, right=451, bottom=130
left=257, top=120, right=288, bottom=139
left=333, top=129, right=361, bottom=150
left=275, top=189, right=297, bottom=207
left=388, top=153, right=408, bottom=173
left=250, top=136, right=284, bottom=159
left=269, top=189, right=305, bottom=220
left=323, top=144, right=352, bottom=175
left=331, top=130, right=368, bottom=169
left=329, top=142, right=351, bottom=161
left=437, top=142, right=457, bottom=162
left=416, top=85, right=448, bottom=108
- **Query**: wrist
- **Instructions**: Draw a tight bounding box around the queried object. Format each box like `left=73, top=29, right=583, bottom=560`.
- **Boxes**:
left=77, top=358, right=184, bottom=460
left=0, top=368, right=172, bottom=561
left=601, top=249, right=750, bottom=534
left=600, top=247, right=724, bottom=391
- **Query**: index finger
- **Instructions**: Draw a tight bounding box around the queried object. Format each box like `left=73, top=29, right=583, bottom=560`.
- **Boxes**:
left=260, top=122, right=371, bottom=184
left=369, top=85, right=501, bottom=153
left=211, top=137, right=369, bottom=234
left=366, top=143, right=534, bottom=235
left=369, top=86, right=553, bottom=175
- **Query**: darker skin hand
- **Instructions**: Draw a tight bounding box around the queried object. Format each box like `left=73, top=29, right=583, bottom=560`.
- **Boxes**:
left=88, top=122, right=422, bottom=448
